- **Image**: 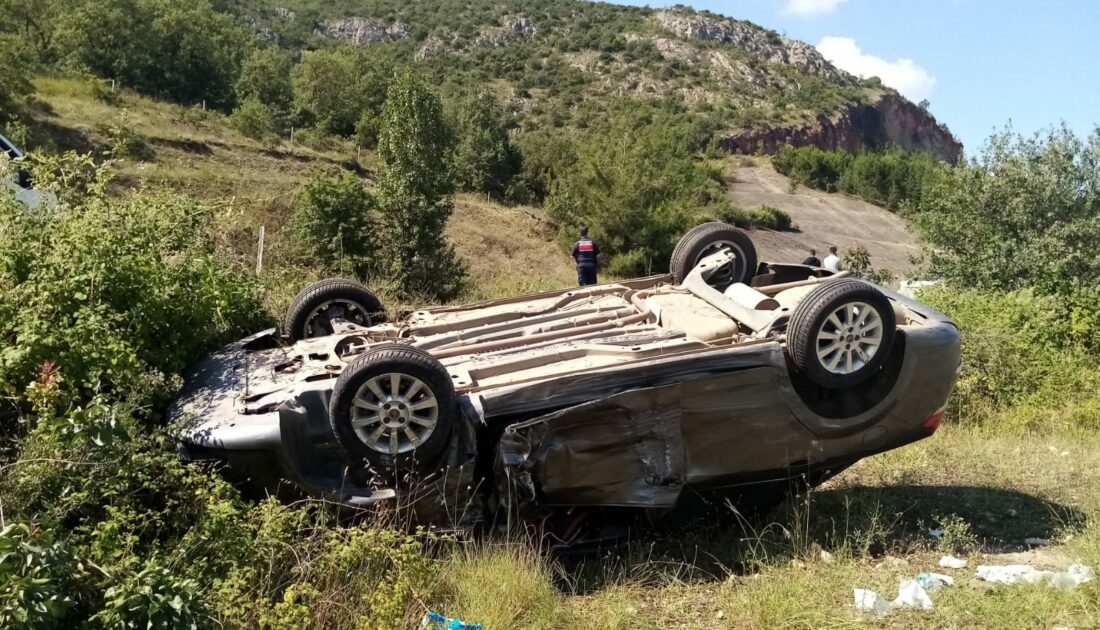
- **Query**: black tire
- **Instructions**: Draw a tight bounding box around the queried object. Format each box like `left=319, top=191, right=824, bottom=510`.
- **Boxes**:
left=670, top=223, right=758, bottom=289
left=284, top=279, right=384, bottom=341
left=787, top=279, right=896, bottom=389
left=329, top=344, right=455, bottom=472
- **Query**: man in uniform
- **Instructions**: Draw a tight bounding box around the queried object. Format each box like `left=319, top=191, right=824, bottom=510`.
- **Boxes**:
left=571, top=225, right=599, bottom=286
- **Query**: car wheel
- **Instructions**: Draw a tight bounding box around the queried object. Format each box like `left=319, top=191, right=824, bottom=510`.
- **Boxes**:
left=328, top=344, right=455, bottom=473
left=284, top=279, right=384, bottom=341
left=787, top=279, right=896, bottom=389
left=670, top=223, right=758, bottom=289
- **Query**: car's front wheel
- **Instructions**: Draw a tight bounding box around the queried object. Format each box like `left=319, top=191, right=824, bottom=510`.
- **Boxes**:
left=328, top=344, right=455, bottom=473
left=787, top=279, right=896, bottom=389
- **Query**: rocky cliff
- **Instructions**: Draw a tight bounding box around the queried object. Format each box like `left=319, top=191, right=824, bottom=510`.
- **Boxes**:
left=719, top=92, right=963, bottom=164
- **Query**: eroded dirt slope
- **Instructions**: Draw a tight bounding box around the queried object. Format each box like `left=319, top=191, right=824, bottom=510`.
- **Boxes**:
left=732, top=164, right=919, bottom=277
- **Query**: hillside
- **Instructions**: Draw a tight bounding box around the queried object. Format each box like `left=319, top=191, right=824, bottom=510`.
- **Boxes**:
left=733, top=162, right=919, bottom=275
left=193, top=0, right=962, bottom=161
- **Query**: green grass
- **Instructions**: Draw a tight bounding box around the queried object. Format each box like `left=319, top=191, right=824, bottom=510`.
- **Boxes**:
left=429, top=428, right=1100, bottom=629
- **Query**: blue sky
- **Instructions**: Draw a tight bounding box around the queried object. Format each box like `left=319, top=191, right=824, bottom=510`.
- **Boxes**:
left=607, top=0, right=1099, bottom=155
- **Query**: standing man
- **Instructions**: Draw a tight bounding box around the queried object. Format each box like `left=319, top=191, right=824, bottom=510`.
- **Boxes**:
left=823, top=246, right=842, bottom=272
left=571, top=225, right=599, bottom=286
left=801, top=248, right=821, bottom=267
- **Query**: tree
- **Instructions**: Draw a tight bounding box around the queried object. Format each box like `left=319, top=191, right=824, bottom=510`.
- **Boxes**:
left=290, top=172, right=377, bottom=279
left=449, top=92, right=520, bottom=195
left=60, top=0, right=252, bottom=108
left=375, top=69, right=464, bottom=299
left=545, top=109, right=733, bottom=276
left=292, top=48, right=391, bottom=137
left=913, top=125, right=1100, bottom=294
left=235, top=47, right=293, bottom=128
left=0, top=35, right=34, bottom=127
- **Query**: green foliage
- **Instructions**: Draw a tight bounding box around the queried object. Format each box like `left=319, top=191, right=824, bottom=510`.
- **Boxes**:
left=0, top=156, right=265, bottom=409
left=92, top=563, right=207, bottom=629
left=0, top=34, right=35, bottom=126
left=102, top=110, right=154, bottom=161
left=449, top=92, right=520, bottom=196
left=509, top=130, right=577, bottom=204
left=0, top=523, right=76, bottom=628
left=376, top=68, right=465, bottom=299
left=772, top=144, right=939, bottom=210
left=912, top=125, right=1100, bottom=294
left=59, top=0, right=253, bottom=108
left=844, top=245, right=893, bottom=285
left=293, top=48, right=392, bottom=137
left=546, top=107, right=734, bottom=275
left=746, top=204, right=795, bottom=231
left=236, top=47, right=293, bottom=125
left=231, top=96, right=278, bottom=142
left=921, top=287, right=1100, bottom=432
left=290, top=171, right=377, bottom=279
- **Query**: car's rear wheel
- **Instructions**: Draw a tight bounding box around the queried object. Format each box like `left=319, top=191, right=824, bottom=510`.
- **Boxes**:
left=670, top=223, right=758, bottom=289
left=284, top=279, right=384, bottom=341
left=787, top=279, right=896, bottom=389
left=328, top=344, right=455, bottom=472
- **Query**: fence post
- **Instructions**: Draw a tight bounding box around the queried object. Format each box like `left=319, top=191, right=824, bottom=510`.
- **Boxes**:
left=256, top=226, right=266, bottom=275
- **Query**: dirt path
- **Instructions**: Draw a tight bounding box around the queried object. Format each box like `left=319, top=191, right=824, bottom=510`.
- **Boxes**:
left=730, top=165, right=920, bottom=277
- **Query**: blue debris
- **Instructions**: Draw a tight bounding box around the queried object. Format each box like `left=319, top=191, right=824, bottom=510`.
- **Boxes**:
left=421, top=611, right=483, bottom=630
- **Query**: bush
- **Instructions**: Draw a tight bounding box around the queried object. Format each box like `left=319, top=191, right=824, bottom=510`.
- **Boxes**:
left=231, top=96, right=278, bottom=142
left=508, top=131, right=577, bottom=204
left=236, top=47, right=293, bottom=125
left=844, top=245, right=893, bottom=285
left=290, top=171, right=377, bottom=279
left=102, top=110, right=154, bottom=161
left=0, top=158, right=265, bottom=410
left=747, top=204, right=795, bottom=231
left=449, top=92, right=520, bottom=196
left=772, top=144, right=939, bottom=210
left=920, top=287, right=1100, bottom=432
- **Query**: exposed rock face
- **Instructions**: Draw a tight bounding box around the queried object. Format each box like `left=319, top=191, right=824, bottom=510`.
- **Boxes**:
left=273, top=7, right=296, bottom=22
left=417, top=16, right=537, bottom=60
left=718, top=92, right=963, bottom=164
left=656, top=9, right=851, bottom=84
left=321, top=17, right=409, bottom=44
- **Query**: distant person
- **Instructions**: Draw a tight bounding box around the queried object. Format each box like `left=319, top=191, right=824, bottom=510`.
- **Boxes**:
left=571, top=225, right=599, bottom=286
left=801, top=248, right=821, bottom=267
left=823, top=246, right=842, bottom=272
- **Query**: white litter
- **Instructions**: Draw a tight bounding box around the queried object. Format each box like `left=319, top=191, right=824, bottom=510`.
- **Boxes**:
left=917, top=572, right=955, bottom=594
left=928, top=528, right=944, bottom=538
left=893, top=579, right=934, bottom=610
left=853, top=589, right=890, bottom=616
left=939, top=555, right=968, bottom=569
left=975, top=563, right=1093, bottom=590
left=1024, top=537, right=1050, bottom=547
left=854, top=576, right=944, bottom=615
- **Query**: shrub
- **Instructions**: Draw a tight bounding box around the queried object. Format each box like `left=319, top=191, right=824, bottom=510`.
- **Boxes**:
left=236, top=47, right=293, bottom=125
left=747, top=204, right=795, bottom=231
left=231, top=96, right=278, bottom=142
left=0, top=159, right=265, bottom=410
left=509, top=131, right=577, bottom=204
left=290, top=171, right=377, bottom=279
left=844, top=245, right=893, bottom=286
left=920, top=287, right=1100, bottom=432
left=102, top=110, right=154, bottom=161
left=0, top=523, right=77, bottom=627
left=772, top=144, right=939, bottom=210
left=772, top=145, right=850, bottom=192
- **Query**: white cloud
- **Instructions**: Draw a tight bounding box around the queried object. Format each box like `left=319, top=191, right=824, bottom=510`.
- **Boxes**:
left=816, top=36, right=937, bottom=101
left=783, top=0, right=847, bottom=18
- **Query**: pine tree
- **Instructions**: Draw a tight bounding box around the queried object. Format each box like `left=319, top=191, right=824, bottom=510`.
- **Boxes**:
left=376, top=68, right=465, bottom=299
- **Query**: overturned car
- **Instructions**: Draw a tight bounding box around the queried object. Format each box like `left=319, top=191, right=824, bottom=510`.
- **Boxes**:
left=171, top=223, right=960, bottom=533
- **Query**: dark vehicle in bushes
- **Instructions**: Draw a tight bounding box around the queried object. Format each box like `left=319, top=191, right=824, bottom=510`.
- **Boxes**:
left=1, top=132, right=56, bottom=209
left=171, top=224, right=960, bottom=537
